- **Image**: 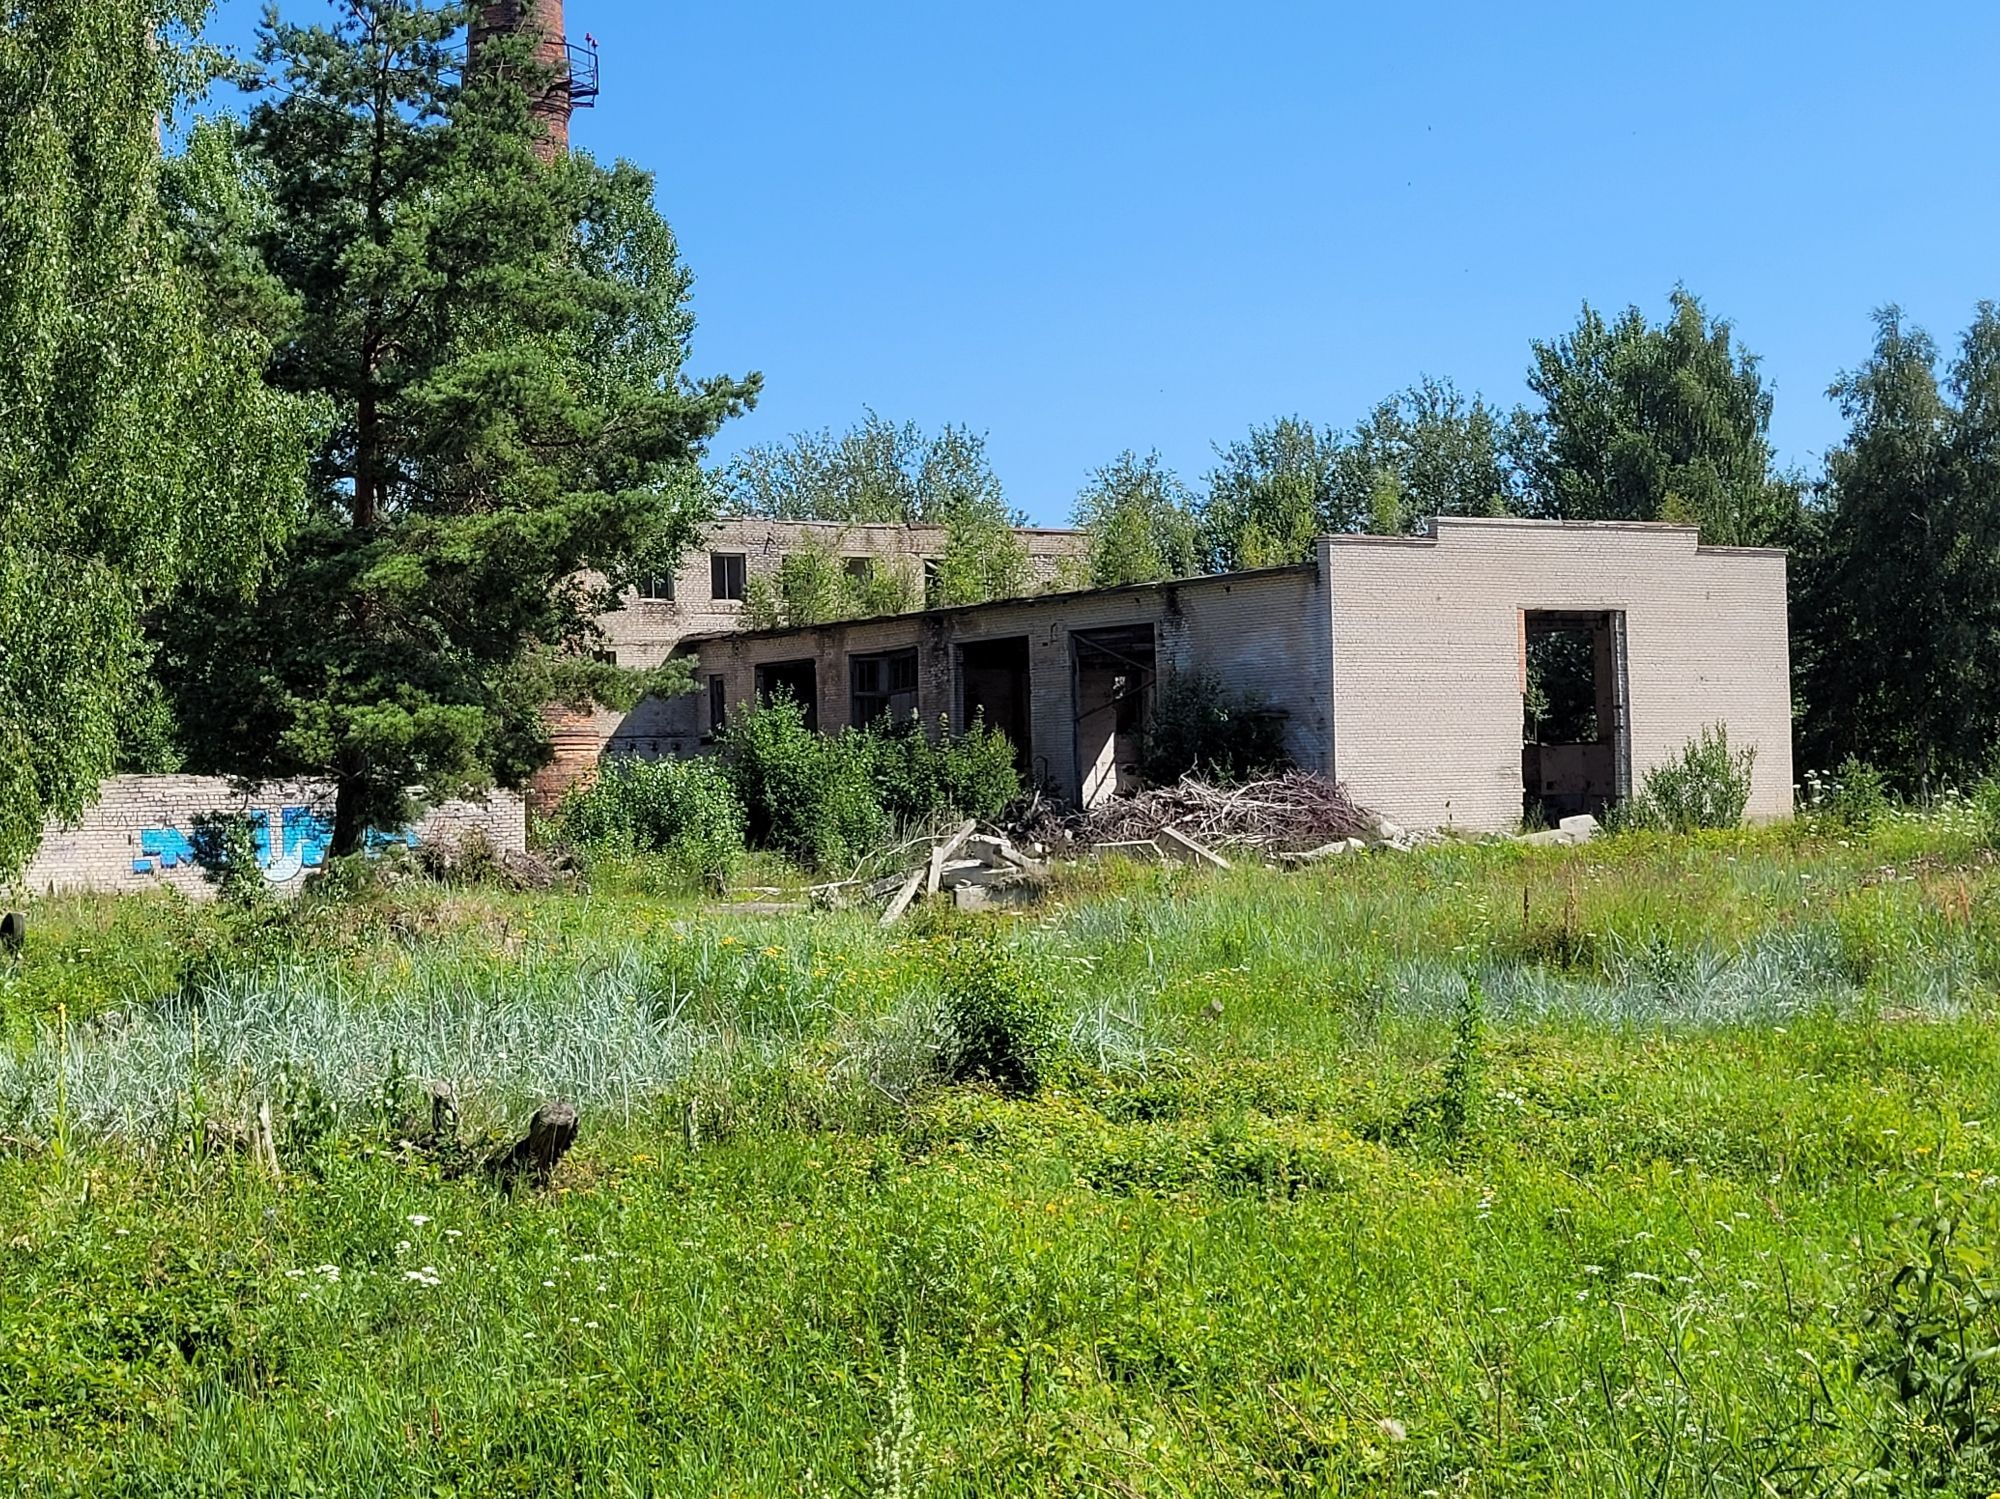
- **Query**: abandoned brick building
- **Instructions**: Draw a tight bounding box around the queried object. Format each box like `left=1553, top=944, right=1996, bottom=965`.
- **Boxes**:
left=605, top=518, right=1793, bottom=833
left=533, top=518, right=1090, bottom=801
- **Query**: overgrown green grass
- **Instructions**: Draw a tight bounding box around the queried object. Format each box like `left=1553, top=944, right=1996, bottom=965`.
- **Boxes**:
left=3, top=819, right=1998, bottom=1494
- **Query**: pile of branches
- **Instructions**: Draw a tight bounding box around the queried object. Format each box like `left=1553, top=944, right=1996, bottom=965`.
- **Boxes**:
left=1022, top=772, right=1382, bottom=854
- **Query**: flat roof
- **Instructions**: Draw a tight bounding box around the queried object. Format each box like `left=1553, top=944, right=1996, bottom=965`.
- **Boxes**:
left=678, top=561, right=1316, bottom=648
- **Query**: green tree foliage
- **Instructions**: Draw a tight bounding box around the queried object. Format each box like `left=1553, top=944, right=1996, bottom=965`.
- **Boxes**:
left=723, top=413, right=1032, bottom=606
left=0, top=0, right=312, bottom=879
left=1141, top=670, right=1289, bottom=785
left=1795, top=306, right=2000, bottom=788
left=1200, top=381, right=1518, bottom=569
left=1344, top=379, right=1521, bottom=536
left=1073, top=451, right=1204, bottom=586
left=743, top=533, right=919, bottom=629
left=721, top=411, right=1005, bottom=524
left=1201, top=417, right=1341, bottom=570
left=1514, top=288, right=1800, bottom=546
left=155, top=0, right=756, bottom=853
left=929, top=505, right=1033, bottom=606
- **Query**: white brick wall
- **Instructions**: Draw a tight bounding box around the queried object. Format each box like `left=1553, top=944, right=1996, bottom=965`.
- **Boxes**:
left=603, top=519, right=1794, bottom=835
left=18, top=777, right=527, bottom=898
left=1322, top=519, right=1793, bottom=831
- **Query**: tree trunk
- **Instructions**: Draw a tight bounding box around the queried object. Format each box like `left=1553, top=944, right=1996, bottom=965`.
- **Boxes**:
left=330, top=762, right=368, bottom=858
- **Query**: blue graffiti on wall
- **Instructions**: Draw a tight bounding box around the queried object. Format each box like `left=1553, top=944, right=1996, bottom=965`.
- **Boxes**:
left=132, top=807, right=417, bottom=881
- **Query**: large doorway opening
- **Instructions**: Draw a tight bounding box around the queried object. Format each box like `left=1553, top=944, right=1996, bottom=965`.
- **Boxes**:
left=1072, top=625, right=1156, bottom=809
left=1523, top=610, right=1628, bottom=823
left=755, top=658, right=819, bottom=731
left=959, top=637, right=1032, bottom=777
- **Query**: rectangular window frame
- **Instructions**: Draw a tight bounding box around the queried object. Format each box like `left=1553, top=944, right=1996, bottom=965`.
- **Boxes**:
left=850, top=647, right=920, bottom=729
left=710, top=551, right=747, bottom=601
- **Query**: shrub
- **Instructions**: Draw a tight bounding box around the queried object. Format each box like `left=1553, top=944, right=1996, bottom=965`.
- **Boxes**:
left=1811, top=755, right=1890, bottom=834
left=1141, top=669, right=1289, bottom=785
left=1624, top=724, right=1755, bottom=832
left=555, top=756, right=744, bottom=884
left=1973, top=768, right=2000, bottom=850
left=718, top=696, right=886, bottom=871
left=862, top=713, right=1020, bottom=826
left=935, top=936, right=1063, bottom=1097
left=190, top=812, right=272, bottom=910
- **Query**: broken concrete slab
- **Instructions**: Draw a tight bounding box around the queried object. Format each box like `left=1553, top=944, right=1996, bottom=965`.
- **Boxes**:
left=1158, top=826, right=1231, bottom=870
left=924, top=819, right=978, bottom=896
left=1558, top=814, right=1600, bottom=842
left=937, top=860, right=1029, bottom=890
left=953, top=880, right=1041, bottom=912
left=1517, top=828, right=1571, bottom=847
left=961, top=833, right=1028, bottom=868
left=878, top=867, right=926, bottom=927
left=1277, top=837, right=1368, bottom=865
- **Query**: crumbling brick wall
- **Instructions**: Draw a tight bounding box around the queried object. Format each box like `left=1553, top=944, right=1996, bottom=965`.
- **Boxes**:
left=17, top=777, right=527, bottom=898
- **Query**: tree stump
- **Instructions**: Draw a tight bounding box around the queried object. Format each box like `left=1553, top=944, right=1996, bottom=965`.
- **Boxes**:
left=0, top=912, right=23, bottom=956
left=485, top=1099, right=579, bottom=1190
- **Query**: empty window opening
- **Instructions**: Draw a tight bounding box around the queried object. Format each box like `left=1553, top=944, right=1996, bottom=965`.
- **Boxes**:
left=843, top=556, right=875, bottom=583
left=851, top=648, right=919, bottom=729
left=755, top=658, right=818, bottom=730
left=1072, top=625, right=1155, bottom=809
left=1522, top=609, right=1629, bottom=824
left=707, top=674, right=727, bottom=734
left=958, top=636, right=1032, bottom=776
left=711, top=552, right=747, bottom=601
left=638, top=570, right=675, bottom=601
left=922, top=558, right=941, bottom=606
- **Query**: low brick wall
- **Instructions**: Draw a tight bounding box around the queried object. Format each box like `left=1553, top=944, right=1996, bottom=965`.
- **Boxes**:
left=17, top=776, right=527, bottom=898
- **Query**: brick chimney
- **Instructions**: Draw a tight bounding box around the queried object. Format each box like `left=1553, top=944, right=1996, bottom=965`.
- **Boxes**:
left=471, top=0, right=575, bottom=158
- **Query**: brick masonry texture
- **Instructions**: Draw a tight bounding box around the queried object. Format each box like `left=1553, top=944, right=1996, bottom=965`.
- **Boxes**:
left=1321, top=519, right=1793, bottom=831
left=625, top=519, right=1793, bottom=834
left=18, top=777, right=526, bottom=898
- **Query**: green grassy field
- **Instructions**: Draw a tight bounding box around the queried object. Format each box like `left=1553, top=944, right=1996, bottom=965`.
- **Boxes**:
left=3, top=820, right=1998, bottom=1495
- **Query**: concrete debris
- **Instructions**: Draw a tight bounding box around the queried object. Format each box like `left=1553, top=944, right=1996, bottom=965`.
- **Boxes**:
left=1516, top=813, right=1600, bottom=849
left=1276, top=837, right=1368, bottom=866
left=879, top=822, right=1049, bottom=923
left=878, top=867, right=927, bottom=927
left=961, top=833, right=1029, bottom=868
left=1157, top=826, right=1231, bottom=870
left=925, top=819, right=978, bottom=896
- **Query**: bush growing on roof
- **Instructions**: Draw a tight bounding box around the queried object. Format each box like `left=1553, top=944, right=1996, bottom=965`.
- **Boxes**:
left=1140, top=669, right=1290, bottom=786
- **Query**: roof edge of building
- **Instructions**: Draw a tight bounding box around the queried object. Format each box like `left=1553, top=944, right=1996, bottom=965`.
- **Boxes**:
left=677, top=561, right=1318, bottom=648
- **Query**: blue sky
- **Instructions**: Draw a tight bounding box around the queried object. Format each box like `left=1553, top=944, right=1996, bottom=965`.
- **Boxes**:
left=200, top=1, right=2000, bottom=526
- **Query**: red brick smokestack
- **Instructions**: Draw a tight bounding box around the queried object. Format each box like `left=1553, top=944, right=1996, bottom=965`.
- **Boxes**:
left=471, top=0, right=573, bottom=158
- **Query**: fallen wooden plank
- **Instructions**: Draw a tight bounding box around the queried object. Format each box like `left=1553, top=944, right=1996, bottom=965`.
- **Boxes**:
left=924, top=818, right=978, bottom=896
left=879, top=867, right=926, bottom=927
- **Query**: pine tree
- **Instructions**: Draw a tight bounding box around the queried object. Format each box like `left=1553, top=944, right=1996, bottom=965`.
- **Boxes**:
left=157, top=0, right=757, bottom=851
